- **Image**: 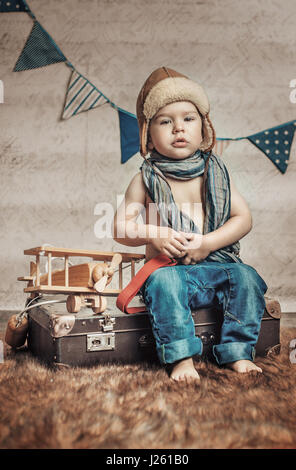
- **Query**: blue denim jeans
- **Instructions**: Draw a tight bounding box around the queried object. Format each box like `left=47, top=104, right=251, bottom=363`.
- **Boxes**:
left=140, top=261, right=268, bottom=366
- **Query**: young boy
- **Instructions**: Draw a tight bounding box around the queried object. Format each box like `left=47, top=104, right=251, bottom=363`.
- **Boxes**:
left=113, top=67, right=268, bottom=382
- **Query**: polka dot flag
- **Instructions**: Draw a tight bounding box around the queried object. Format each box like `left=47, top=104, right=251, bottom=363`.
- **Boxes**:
left=247, top=120, right=296, bottom=174
left=0, top=0, right=28, bottom=12
left=14, top=20, right=66, bottom=71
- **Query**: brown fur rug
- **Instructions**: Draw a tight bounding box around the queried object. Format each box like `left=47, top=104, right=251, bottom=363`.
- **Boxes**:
left=0, top=328, right=296, bottom=450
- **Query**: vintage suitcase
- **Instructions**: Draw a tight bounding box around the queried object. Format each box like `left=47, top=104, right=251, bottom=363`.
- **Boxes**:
left=27, top=295, right=281, bottom=367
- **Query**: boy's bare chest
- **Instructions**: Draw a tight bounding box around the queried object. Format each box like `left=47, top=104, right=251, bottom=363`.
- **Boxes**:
left=144, top=175, right=204, bottom=233
left=165, top=175, right=203, bottom=206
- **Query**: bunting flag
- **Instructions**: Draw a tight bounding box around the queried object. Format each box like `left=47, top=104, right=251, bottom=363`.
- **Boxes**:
left=62, top=69, right=109, bottom=120
left=0, top=0, right=28, bottom=12
left=247, top=120, right=296, bottom=174
left=118, top=108, right=140, bottom=163
left=14, top=20, right=66, bottom=71
left=2, top=0, right=295, bottom=172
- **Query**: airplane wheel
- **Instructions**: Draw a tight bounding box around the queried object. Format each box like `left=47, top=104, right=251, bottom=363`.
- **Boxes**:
left=66, top=294, right=81, bottom=313
left=92, top=296, right=107, bottom=314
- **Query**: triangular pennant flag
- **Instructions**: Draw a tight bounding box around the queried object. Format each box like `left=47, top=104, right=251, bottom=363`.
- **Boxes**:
left=0, top=0, right=28, bottom=12
left=62, top=69, right=108, bottom=119
left=14, top=20, right=66, bottom=71
left=247, top=121, right=296, bottom=174
left=213, top=139, right=231, bottom=156
left=118, top=108, right=140, bottom=163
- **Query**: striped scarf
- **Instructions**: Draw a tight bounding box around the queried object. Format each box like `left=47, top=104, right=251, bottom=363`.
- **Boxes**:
left=140, top=149, right=242, bottom=264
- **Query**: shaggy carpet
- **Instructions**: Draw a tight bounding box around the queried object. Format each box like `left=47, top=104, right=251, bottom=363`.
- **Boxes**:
left=0, top=328, right=296, bottom=450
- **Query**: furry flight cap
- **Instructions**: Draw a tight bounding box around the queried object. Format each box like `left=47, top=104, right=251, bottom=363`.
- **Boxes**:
left=136, top=66, right=216, bottom=157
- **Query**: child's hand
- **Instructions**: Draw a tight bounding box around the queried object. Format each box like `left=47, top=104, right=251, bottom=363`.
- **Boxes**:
left=178, top=233, right=212, bottom=265
left=149, top=227, right=192, bottom=259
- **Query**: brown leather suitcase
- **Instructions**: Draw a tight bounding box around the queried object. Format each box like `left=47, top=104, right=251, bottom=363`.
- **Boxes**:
left=27, top=295, right=281, bottom=367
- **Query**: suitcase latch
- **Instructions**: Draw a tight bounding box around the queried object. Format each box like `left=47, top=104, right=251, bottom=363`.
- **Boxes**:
left=87, top=333, right=115, bottom=351
left=99, top=313, right=115, bottom=332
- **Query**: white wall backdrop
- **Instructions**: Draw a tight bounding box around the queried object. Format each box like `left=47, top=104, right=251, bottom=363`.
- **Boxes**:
left=0, top=0, right=295, bottom=310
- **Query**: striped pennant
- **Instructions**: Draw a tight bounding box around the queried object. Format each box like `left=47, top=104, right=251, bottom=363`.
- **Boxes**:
left=62, top=69, right=108, bottom=119
left=213, top=139, right=231, bottom=156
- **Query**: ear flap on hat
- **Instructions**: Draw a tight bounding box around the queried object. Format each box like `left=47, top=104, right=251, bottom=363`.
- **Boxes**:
left=140, top=119, right=148, bottom=156
left=199, top=114, right=216, bottom=153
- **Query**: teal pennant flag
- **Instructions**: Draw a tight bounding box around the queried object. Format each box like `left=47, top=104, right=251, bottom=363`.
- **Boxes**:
left=14, top=20, right=66, bottom=71
left=62, top=69, right=108, bottom=119
left=0, top=0, right=28, bottom=12
left=118, top=108, right=140, bottom=163
left=247, top=120, right=296, bottom=174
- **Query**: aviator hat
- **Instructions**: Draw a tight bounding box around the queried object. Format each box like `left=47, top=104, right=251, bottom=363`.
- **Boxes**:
left=136, top=66, right=216, bottom=157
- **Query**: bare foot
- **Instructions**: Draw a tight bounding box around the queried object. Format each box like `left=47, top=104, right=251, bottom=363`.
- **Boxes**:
left=226, top=359, right=262, bottom=374
left=170, top=357, right=200, bottom=382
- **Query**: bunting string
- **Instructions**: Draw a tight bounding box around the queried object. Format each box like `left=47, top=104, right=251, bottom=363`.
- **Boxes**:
left=1, top=0, right=295, bottom=171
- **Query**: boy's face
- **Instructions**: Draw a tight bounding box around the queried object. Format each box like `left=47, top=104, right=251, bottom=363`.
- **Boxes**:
left=148, top=101, right=203, bottom=159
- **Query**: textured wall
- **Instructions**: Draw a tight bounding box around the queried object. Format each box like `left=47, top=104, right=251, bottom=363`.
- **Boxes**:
left=0, top=0, right=295, bottom=310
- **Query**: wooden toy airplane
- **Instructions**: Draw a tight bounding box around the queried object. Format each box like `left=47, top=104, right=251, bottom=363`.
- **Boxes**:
left=18, top=246, right=145, bottom=314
